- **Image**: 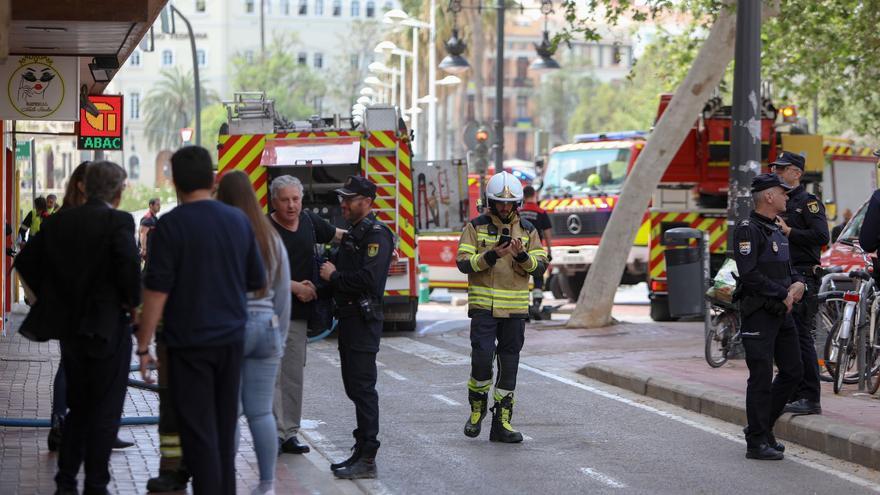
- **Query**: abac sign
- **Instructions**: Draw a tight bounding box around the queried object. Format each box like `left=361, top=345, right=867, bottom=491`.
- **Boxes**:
left=78, top=95, right=124, bottom=151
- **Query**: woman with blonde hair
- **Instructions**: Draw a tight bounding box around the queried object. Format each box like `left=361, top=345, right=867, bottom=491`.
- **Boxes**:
left=217, top=170, right=290, bottom=495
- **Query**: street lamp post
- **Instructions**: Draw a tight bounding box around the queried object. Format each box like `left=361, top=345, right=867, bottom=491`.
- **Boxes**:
left=168, top=4, right=201, bottom=146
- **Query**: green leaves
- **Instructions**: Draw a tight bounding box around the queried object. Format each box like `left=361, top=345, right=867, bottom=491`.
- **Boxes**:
left=142, top=67, right=218, bottom=152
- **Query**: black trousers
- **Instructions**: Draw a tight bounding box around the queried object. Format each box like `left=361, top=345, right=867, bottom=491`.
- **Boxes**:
left=742, top=310, right=803, bottom=449
left=470, top=312, right=526, bottom=392
left=168, top=342, right=243, bottom=495
left=792, top=274, right=821, bottom=403
left=156, top=339, right=185, bottom=472
left=55, top=323, right=132, bottom=492
left=338, top=332, right=380, bottom=455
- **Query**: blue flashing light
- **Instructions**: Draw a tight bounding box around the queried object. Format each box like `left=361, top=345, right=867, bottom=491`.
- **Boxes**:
left=573, top=130, right=648, bottom=143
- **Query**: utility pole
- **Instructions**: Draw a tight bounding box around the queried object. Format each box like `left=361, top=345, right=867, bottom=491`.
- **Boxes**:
left=727, top=0, right=761, bottom=251
left=260, top=0, right=266, bottom=56
left=169, top=5, right=202, bottom=146
left=493, top=0, right=505, bottom=171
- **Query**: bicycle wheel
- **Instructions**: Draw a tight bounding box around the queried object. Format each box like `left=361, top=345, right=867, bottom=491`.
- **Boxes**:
left=824, top=319, right=860, bottom=385
left=817, top=298, right=845, bottom=381
left=833, top=337, right=851, bottom=394
left=868, top=327, right=880, bottom=394
left=705, top=311, right=734, bottom=368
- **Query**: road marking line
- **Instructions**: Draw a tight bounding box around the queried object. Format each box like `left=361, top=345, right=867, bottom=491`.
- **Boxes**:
left=315, top=352, right=341, bottom=368
left=522, top=434, right=533, bottom=441
left=519, top=364, right=880, bottom=494
left=383, top=337, right=469, bottom=366
left=376, top=360, right=386, bottom=367
left=431, top=394, right=461, bottom=406
left=418, top=319, right=464, bottom=335
left=383, top=370, right=408, bottom=381
left=384, top=337, right=879, bottom=492
left=579, top=468, right=626, bottom=488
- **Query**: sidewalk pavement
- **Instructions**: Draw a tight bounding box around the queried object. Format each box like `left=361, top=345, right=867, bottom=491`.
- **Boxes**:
left=0, top=311, right=363, bottom=495
left=546, top=308, right=880, bottom=470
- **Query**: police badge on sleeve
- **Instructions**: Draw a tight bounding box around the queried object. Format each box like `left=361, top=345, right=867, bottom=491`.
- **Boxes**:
left=367, top=243, right=379, bottom=257
left=807, top=201, right=820, bottom=214
left=739, top=241, right=751, bottom=255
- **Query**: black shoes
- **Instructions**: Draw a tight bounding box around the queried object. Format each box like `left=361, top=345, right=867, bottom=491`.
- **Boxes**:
left=48, top=414, right=64, bottom=452
left=113, top=437, right=134, bottom=449
left=330, top=445, right=361, bottom=471
left=746, top=444, right=784, bottom=460
left=743, top=426, right=784, bottom=453
left=54, top=489, right=77, bottom=495
left=464, top=391, right=488, bottom=438
left=146, top=469, right=190, bottom=493
left=333, top=457, right=377, bottom=479
left=783, top=398, right=822, bottom=416
left=279, top=436, right=310, bottom=454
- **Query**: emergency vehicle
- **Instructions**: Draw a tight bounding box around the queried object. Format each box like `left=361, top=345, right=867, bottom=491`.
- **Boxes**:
left=217, top=93, right=419, bottom=330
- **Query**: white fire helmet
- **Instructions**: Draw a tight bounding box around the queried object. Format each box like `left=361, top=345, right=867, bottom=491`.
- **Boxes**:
left=485, top=171, right=523, bottom=205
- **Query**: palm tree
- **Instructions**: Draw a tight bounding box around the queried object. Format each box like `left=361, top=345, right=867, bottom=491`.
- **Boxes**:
left=142, top=67, right=218, bottom=151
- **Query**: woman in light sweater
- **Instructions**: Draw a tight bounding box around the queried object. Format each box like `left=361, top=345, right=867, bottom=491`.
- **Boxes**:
left=217, top=171, right=291, bottom=495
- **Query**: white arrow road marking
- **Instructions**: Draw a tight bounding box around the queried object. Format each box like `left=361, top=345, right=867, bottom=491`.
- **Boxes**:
left=383, top=370, right=408, bottom=381
left=431, top=394, right=461, bottom=406
left=580, top=468, right=626, bottom=488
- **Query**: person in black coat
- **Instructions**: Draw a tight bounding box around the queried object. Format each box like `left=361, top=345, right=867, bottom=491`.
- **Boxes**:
left=15, top=161, right=141, bottom=495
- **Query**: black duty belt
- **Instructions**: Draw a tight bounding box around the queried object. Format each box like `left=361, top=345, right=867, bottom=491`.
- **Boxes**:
left=794, top=265, right=821, bottom=278
left=334, top=300, right=383, bottom=318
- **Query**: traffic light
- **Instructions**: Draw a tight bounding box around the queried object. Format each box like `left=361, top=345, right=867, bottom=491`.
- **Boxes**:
left=780, top=105, right=797, bottom=123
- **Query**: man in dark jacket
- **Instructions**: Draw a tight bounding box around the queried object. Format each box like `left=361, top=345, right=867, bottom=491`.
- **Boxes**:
left=16, top=161, right=141, bottom=495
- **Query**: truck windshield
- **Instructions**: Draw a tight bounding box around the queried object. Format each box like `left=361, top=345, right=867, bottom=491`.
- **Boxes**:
left=542, top=147, right=631, bottom=196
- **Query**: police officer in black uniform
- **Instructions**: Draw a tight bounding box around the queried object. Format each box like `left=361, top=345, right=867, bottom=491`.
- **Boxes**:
left=733, top=173, right=806, bottom=461
left=771, top=152, right=829, bottom=416
left=319, top=175, right=394, bottom=480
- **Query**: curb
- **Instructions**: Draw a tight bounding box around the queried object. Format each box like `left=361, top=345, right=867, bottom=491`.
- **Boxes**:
left=579, top=362, right=880, bottom=470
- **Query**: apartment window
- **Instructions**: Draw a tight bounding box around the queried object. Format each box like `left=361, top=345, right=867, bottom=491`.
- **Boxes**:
left=197, top=49, right=207, bottom=67
left=612, top=43, right=622, bottom=65
left=366, top=0, right=374, bottom=17
left=314, top=53, right=323, bottom=69
left=129, top=156, right=141, bottom=181
left=161, top=49, right=173, bottom=66
left=316, top=0, right=324, bottom=15
left=195, top=0, right=207, bottom=12
left=245, top=0, right=255, bottom=13
left=383, top=1, right=392, bottom=12
left=516, top=56, right=528, bottom=79
left=350, top=54, right=359, bottom=69
left=130, top=92, right=141, bottom=120
left=516, top=95, right=527, bottom=119
left=333, top=0, right=341, bottom=16
left=245, top=50, right=255, bottom=64
left=298, top=52, right=308, bottom=65
left=516, top=132, right=527, bottom=159
left=130, top=50, right=141, bottom=67
left=351, top=0, right=360, bottom=16
left=299, top=0, right=307, bottom=14
left=281, top=0, right=290, bottom=14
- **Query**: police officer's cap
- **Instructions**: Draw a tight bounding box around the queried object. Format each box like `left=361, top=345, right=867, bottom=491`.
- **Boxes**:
left=751, top=173, right=793, bottom=193
left=770, top=151, right=806, bottom=171
left=335, top=175, right=377, bottom=199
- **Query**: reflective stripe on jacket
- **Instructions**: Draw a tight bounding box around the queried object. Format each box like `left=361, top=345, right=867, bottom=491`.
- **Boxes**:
left=456, top=212, right=548, bottom=318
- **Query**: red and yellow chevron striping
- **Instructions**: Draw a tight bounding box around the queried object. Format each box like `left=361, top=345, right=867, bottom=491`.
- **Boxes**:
left=648, top=211, right=727, bottom=281
left=539, top=196, right=616, bottom=212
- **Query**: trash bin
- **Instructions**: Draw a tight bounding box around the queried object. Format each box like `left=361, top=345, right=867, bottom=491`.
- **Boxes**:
left=664, top=227, right=706, bottom=317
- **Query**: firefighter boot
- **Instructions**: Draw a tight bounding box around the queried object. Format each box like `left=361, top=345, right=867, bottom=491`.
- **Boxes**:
left=146, top=468, right=190, bottom=493
left=330, top=443, right=361, bottom=471
left=489, top=393, right=523, bottom=443
left=464, top=391, right=488, bottom=438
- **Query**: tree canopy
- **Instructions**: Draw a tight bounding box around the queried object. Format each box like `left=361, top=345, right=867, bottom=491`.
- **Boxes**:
left=142, top=67, right=218, bottom=151
left=230, top=34, right=327, bottom=121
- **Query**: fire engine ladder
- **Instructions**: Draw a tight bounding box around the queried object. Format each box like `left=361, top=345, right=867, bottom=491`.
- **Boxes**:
left=364, top=142, right=401, bottom=234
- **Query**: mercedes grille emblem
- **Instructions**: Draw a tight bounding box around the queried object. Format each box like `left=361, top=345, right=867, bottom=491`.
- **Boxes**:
left=566, top=214, right=582, bottom=234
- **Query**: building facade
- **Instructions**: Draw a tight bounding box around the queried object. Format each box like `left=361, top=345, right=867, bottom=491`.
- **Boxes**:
left=107, top=0, right=396, bottom=185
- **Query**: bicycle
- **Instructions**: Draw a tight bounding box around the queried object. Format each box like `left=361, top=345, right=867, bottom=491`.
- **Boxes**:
left=823, top=267, right=880, bottom=394
left=705, top=298, right=741, bottom=368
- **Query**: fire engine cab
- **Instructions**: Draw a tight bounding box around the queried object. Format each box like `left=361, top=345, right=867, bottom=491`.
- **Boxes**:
left=217, top=93, right=419, bottom=331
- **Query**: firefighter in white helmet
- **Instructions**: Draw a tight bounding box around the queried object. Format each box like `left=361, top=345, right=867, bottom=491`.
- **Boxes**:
left=456, top=171, right=548, bottom=443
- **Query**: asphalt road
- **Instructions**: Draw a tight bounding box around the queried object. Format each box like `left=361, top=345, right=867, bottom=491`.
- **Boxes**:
left=297, top=298, right=880, bottom=495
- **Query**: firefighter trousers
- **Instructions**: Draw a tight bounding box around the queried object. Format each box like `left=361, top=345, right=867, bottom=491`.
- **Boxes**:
left=469, top=311, right=525, bottom=392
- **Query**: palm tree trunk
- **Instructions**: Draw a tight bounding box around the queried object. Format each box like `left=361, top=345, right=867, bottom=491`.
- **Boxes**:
left=566, top=0, right=780, bottom=328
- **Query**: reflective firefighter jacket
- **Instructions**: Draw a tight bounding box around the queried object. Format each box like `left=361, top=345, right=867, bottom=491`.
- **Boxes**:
left=456, top=212, right=548, bottom=318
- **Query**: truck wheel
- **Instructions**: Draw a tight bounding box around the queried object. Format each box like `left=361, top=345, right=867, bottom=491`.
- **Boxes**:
left=650, top=296, right=676, bottom=322
left=548, top=274, right=565, bottom=300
